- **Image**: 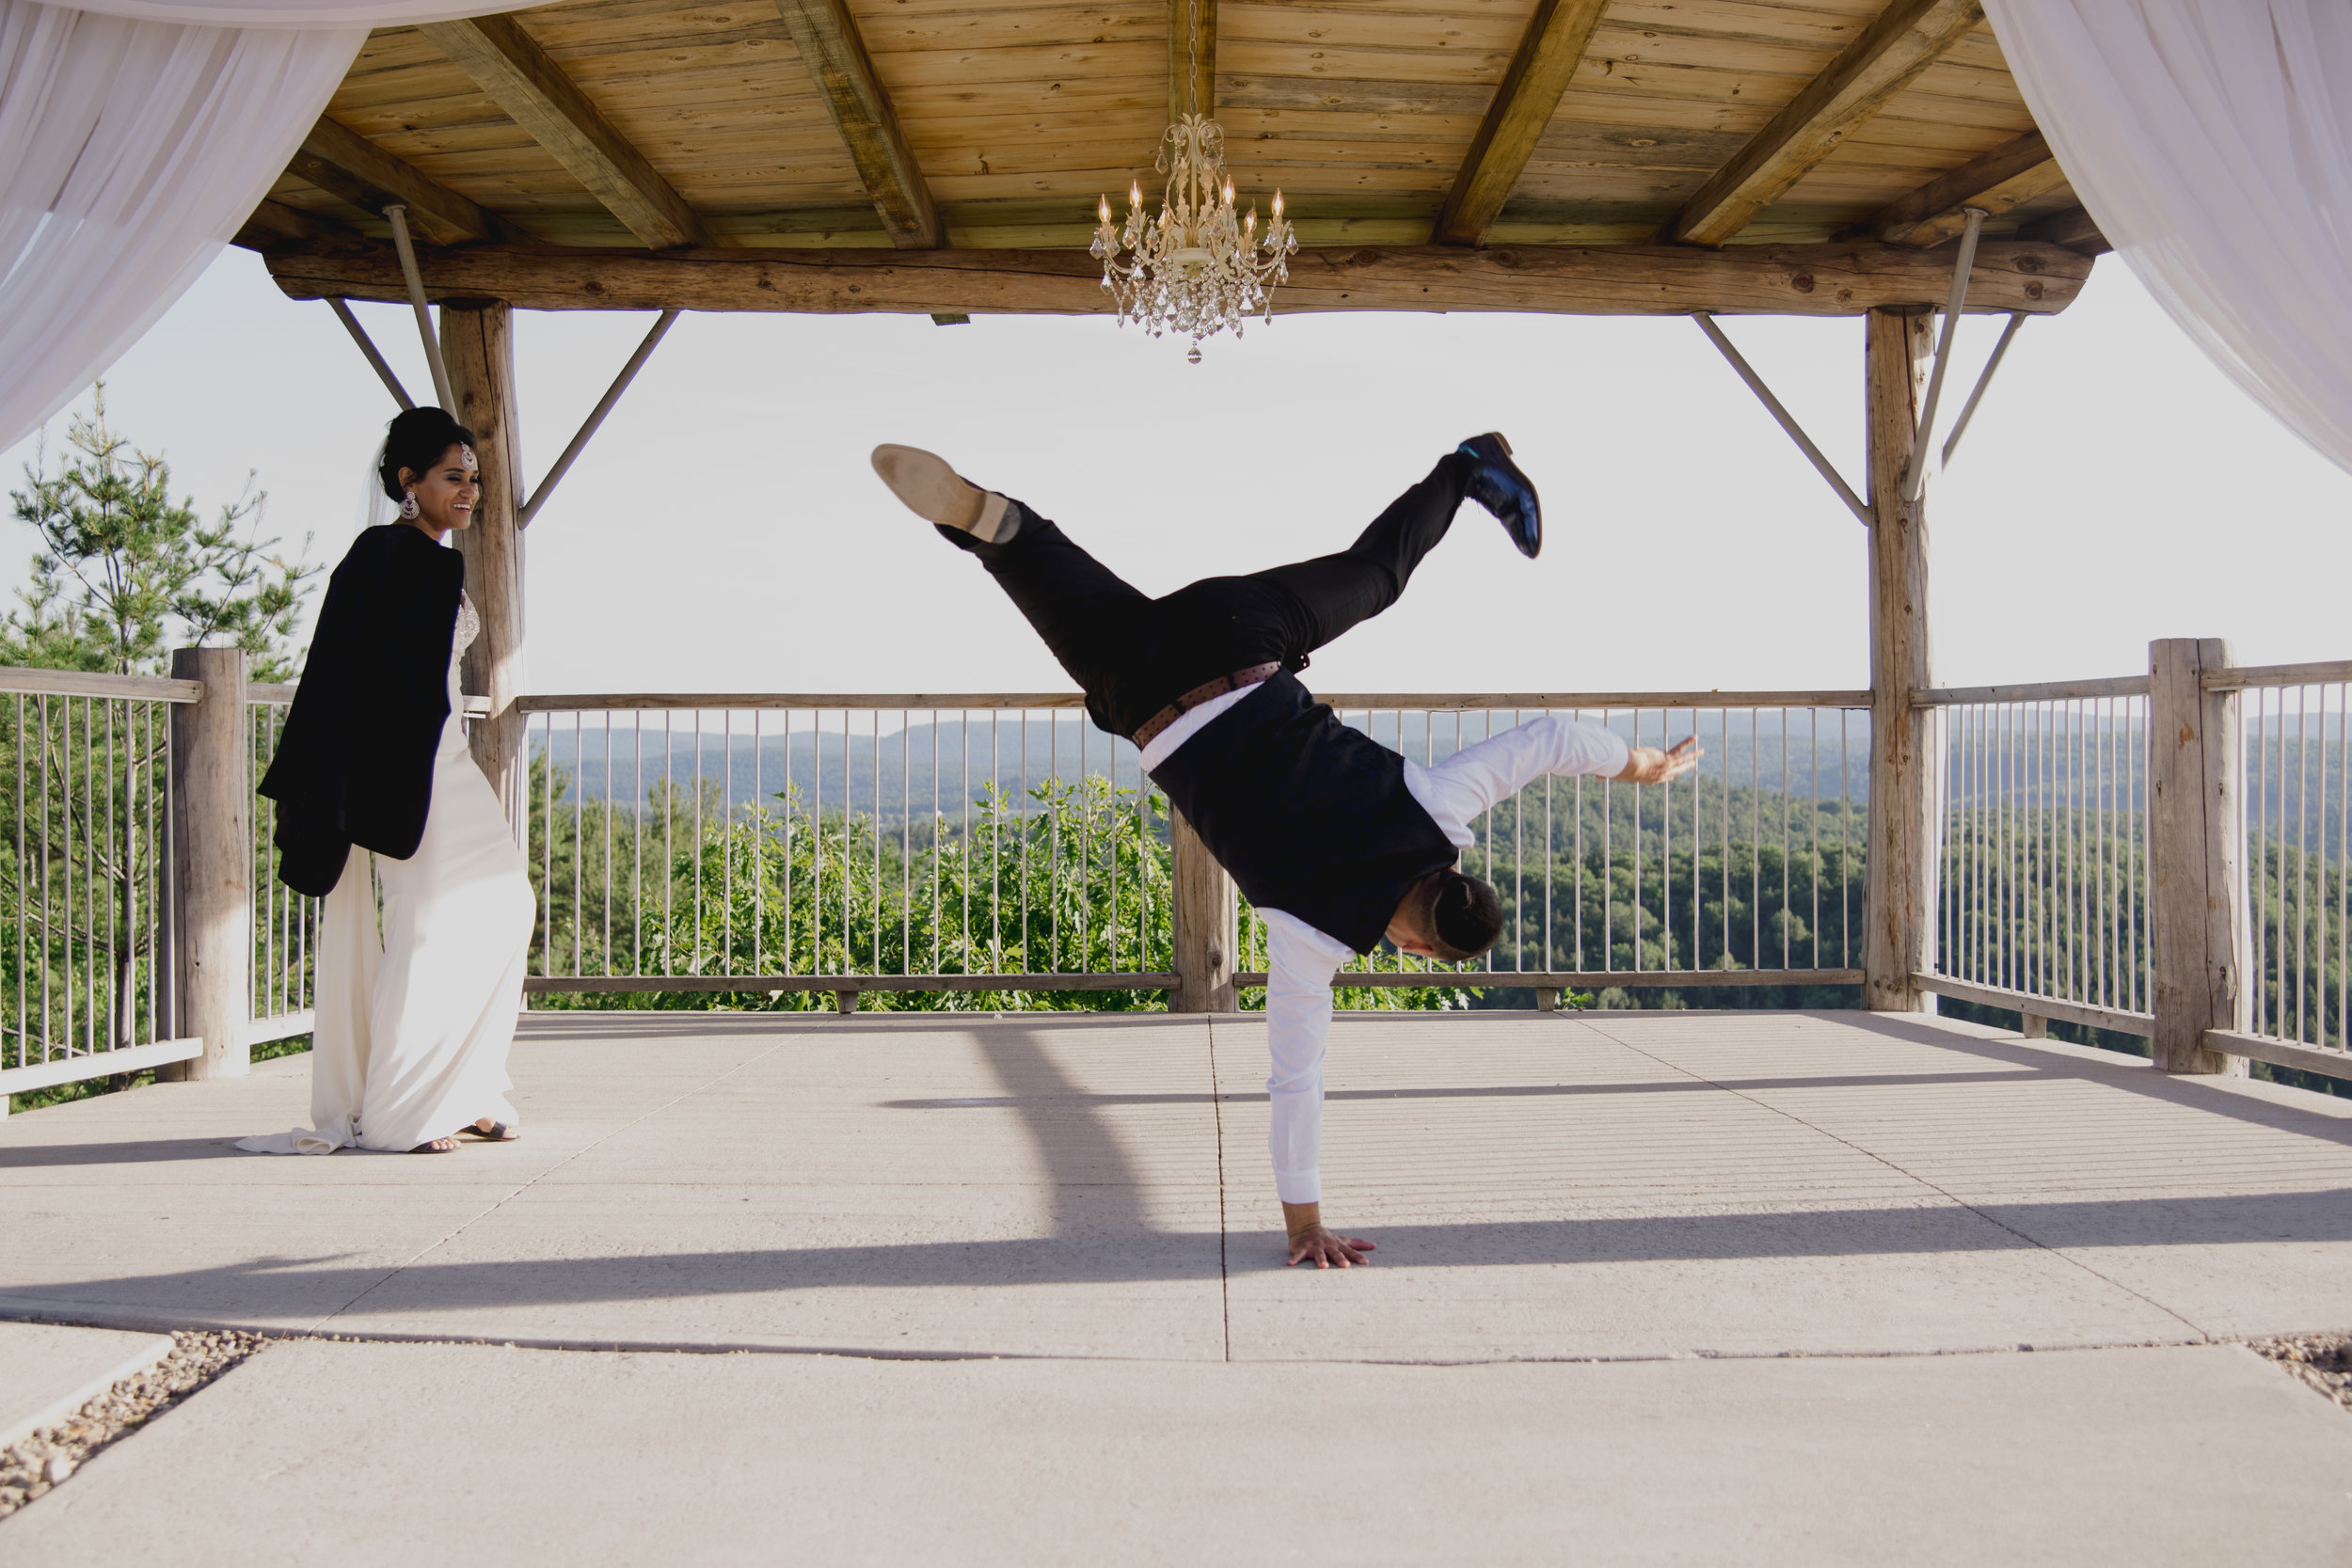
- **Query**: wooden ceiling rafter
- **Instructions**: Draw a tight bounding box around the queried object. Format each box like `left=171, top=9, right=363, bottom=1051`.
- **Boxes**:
left=2022, top=206, right=2111, bottom=256
left=1432, top=0, right=1612, bottom=248
left=1666, top=0, right=1989, bottom=248
left=235, top=197, right=358, bottom=252
left=287, top=115, right=499, bottom=245
left=417, top=14, right=713, bottom=250
left=774, top=0, right=943, bottom=249
left=1168, top=0, right=1215, bottom=123
left=1865, top=130, right=2066, bottom=246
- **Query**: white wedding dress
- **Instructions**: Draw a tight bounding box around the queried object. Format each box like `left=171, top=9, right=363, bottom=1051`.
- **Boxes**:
left=240, top=594, right=537, bottom=1154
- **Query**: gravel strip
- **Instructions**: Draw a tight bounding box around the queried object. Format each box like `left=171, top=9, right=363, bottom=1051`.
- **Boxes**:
left=2252, top=1333, right=2352, bottom=1414
left=0, top=1329, right=265, bottom=1521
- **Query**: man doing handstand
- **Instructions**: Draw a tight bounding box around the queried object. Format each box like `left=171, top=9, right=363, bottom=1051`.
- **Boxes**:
left=872, top=436, right=1699, bottom=1267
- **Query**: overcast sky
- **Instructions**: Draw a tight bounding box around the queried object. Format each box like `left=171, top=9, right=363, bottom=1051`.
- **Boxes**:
left=3, top=246, right=2344, bottom=699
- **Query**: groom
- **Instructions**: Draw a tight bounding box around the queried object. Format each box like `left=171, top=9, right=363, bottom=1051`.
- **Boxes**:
left=872, top=436, right=1698, bottom=1267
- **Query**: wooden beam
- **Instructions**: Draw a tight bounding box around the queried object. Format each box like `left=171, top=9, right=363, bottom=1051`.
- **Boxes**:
left=440, top=304, right=528, bottom=808
left=285, top=116, right=497, bottom=246
left=1862, top=306, right=1935, bottom=1014
left=1168, top=0, right=1216, bottom=122
left=231, top=198, right=357, bottom=254
left=2149, top=638, right=2248, bottom=1074
left=1867, top=130, right=2068, bottom=246
left=265, top=238, right=2090, bottom=318
left=2021, top=205, right=2112, bottom=256
left=417, top=15, right=709, bottom=250
left=1668, top=0, right=1985, bottom=246
left=1433, top=0, right=1611, bottom=247
left=774, top=0, right=942, bottom=248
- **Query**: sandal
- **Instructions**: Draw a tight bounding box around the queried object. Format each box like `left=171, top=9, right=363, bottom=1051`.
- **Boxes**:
left=463, top=1120, right=519, bottom=1142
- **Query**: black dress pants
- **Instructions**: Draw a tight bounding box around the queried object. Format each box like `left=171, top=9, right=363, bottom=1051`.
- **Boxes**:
left=954, top=451, right=1475, bottom=739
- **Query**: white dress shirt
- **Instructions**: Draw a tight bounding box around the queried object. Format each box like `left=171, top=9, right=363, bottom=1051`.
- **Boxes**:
left=1143, top=690, right=1629, bottom=1203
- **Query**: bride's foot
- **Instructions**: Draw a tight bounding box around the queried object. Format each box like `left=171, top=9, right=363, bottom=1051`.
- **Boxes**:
left=464, top=1117, right=519, bottom=1142
left=410, top=1134, right=460, bottom=1153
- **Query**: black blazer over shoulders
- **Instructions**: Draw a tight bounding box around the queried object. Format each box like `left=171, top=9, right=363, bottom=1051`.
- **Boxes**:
left=260, top=525, right=465, bottom=896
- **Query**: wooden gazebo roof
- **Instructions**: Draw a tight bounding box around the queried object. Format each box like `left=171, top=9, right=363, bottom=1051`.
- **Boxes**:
left=242, top=0, right=2105, bottom=318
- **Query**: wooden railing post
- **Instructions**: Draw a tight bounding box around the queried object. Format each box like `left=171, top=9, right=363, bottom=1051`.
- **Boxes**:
left=2148, top=638, right=2248, bottom=1074
left=1862, top=307, right=1938, bottom=1012
left=441, top=300, right=527, bottom=816
left=168, top=646, right=250, bottom=1079
left=1169, top=805, right=1235, bottom=1013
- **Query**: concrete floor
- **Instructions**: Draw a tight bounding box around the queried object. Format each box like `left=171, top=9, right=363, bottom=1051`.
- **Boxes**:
left=4, top=1008, right=2350, bottom=1560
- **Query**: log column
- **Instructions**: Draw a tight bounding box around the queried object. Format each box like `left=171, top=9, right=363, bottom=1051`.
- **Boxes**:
left=2148, top=638, right=2248, bottom=1074
left=168, top=646, right=251, bottom=1079
left=439, top=301, right=527, bottom=816
left=1169, top=806, right=1236, bottom=1013
left=1862, top=308, right=1937, bottom=1012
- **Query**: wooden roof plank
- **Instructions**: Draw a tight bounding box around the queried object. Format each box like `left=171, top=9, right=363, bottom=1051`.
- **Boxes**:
left=777, top=0, right=946, bottom=245
left=1434, top=0, right=1610, bottom=245
left=288, top=115, right=500, bottom=245
left=1860, top=127, right=2063, bottom=245
left=1665, top=0, right=1984, bottom=246
left=418, top=13, right=715, bottom=248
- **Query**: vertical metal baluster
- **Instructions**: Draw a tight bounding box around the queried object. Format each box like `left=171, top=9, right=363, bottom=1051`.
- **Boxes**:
left=1724, top=706, right=1735, bottom=974
left=2297, top=685, right=2312, bottom=1040
left=1020, top=710, right=1029, bottom=975
left=39, top=695, right=52, bottom=1059
left=843, top=713, right=855, bottom=973
left=1809, top=709, right=1820, bottom=971
left=634, top=717, right=644, bottom=976
left=2336, top=682, right=2347, bottom=1053
left=778, top=711, right=791, bottom=976
left=900, top=708, right=912, bottom=976
left=663, top=712, right=675, bottom=976
left=931, top=710, right=942, bottom=979
left=750, top=710, right=762, bottom=980
left=991, top=712, right=1001, bottom=972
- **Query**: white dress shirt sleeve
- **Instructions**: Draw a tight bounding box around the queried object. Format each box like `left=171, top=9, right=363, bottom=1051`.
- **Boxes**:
left=1261, top=907, right=1351, bottom=1204
left=1402, top=713, right=1630, bottom=847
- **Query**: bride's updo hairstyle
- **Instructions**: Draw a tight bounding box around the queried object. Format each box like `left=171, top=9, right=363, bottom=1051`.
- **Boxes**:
left=377, top=406, right=480, bottom=501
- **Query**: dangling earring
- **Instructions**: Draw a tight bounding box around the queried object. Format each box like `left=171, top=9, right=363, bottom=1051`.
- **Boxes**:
left=400, top=490, right=420, bottom=520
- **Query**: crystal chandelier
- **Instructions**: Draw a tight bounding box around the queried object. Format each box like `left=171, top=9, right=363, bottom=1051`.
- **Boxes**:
left=1091, top=0, right=1297, bottom=362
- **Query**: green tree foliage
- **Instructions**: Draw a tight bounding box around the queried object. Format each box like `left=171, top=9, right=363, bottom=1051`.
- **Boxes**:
left=5, top=389, right=316, bottom=680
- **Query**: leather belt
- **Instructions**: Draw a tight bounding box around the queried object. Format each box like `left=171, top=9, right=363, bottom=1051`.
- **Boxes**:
left=1132, top=662, right=1282, bottom=751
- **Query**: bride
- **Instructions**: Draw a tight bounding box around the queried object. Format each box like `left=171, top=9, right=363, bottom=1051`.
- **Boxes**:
left=240, top=406, right=537, bottom=1155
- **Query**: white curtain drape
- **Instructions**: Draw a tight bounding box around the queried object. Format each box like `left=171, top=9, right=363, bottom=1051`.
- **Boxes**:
left=0, top=0, right=533, bottom=454
left=1982, top=0, right=2352, bottom=477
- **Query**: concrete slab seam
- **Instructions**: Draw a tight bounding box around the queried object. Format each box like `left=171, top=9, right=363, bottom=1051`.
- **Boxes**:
left=1581, top=1019, right=2217, bottom=1343
left=304, top=1037, right=793, bottom=1338
left=0, top=1308, right=2258, bottom=1368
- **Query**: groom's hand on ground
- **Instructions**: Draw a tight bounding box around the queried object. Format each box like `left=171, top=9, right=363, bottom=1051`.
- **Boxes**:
left=1283, top=1202, right=1376, bottom=1268
left=1613, top=736, right=1702, bottom=786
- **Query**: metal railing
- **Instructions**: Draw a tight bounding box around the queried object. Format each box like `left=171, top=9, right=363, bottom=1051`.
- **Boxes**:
left=2209, top=660, right=2350, bottom=1071
left=1916, top=676, right=2155, bottom=1037
left=513, top=690, right=1872, bottom=1007
left=0, top=669, right=198, bottom=1095
left=246, top=684, right=318, bottom=1047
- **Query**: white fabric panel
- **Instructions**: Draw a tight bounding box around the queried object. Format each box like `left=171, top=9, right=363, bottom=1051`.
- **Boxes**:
left=0, top=0, right=361, bottom=452
left=1982, top=0, right=2352, bottom=475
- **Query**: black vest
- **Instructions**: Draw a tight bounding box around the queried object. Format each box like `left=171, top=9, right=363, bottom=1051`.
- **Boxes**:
left=1148, top=673, right=1457, bottom=954
left=259, top=525, right=465, bottom=896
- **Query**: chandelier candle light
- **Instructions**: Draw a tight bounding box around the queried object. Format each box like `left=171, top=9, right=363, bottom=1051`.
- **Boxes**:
left=1092, top=113, right=1298, bottom=361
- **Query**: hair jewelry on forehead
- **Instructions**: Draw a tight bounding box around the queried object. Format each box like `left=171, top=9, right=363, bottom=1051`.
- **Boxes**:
left=460, top=445, right=479, bottom=472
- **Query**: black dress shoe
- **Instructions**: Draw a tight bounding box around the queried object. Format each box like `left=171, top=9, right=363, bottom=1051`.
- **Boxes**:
left=1458, top=432, right=1540, bottom=558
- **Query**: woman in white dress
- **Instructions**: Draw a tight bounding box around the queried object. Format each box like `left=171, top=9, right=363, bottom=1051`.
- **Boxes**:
left=240, top=406, right=537, bottom=1155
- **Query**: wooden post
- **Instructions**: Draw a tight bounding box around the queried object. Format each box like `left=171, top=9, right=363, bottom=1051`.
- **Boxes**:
left=1169, top=805, right=1236, bottom=1013
left=439, top=301, right=527, bottom=815
left=1862, top=307, right=1937, bottom=1013
left=168, top=647, right=251, bottom=1079
left=2148, top=638, right=2248, bottom=1074
left=2020, top=1012, right=2046, bottom=1039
